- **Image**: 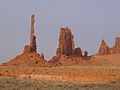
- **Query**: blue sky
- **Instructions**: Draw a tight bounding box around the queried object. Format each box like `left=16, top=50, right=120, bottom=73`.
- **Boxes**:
left=0, top=0, right=120, bottom=63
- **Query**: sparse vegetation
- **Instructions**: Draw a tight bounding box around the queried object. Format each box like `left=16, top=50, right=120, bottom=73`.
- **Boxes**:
left=1, top=55, right=120, bottom=90
left=0, top=76, right=120, bottom=90
left=0, top=65, right=120, bottom=90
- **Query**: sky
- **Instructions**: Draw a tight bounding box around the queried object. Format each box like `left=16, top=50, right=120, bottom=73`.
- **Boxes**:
left=0, top=0, right=120, bottom=63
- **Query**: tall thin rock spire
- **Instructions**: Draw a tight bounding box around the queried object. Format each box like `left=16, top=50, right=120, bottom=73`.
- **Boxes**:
left=30, top=14, right=35, bottom=42
left=30, top=14, right=37, bottom=52
left=23, top=14, right=37, bottom=53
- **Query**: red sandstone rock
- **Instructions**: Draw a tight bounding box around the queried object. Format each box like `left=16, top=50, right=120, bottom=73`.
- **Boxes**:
left=108, top=47, right=114, bottom=54
left=3, top=53, right=48, bottom=67
left=56, top=48, right=61, bottom=56
left=74, top=47, right=83, bottom=56
left=56, top=27, right=75, bottom=56
left=98, top=39, right=109, bottom=55
left=114, top=37, right=120, bottom=54
left=98, top=37, right=120, bottom=55
left=3, top=14, right=47, bottom=67
left=39, top=52, right=44, bottom=59
left=23, top=14, right=37, bottom=54
left=23, top=45, right=30, bottom=53
left=30, top=14, right=37, bottom=53
left=108, top=37, right=120, bottom=54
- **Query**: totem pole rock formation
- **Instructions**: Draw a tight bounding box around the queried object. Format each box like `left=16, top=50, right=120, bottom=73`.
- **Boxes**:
left=24, top=14, right=37, bottom=53
left=3, top=14, right=48, bottom=67
left=30, top=15, right=37, bottom=52
left=98, top=39, right=109, bottom=55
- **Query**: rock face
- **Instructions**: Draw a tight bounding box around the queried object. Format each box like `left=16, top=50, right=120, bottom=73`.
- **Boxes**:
left=114, top=37, right=120, bottom=54
left=56, top=27, right=75, bottom=56
left=98, top=37, right=120, bottom=55
left=23, top=14, right=37, bottom=53
left=50, top=27, right=85, bottom=65
left=98, top=39, right=109, bottom=55
left=23, top=45, right=30, bottom=53
left=30, top=15, right=37, bottom=52
left=108, top=47, right=114, bottom=54
left=55, top=27, right=84, bottom=57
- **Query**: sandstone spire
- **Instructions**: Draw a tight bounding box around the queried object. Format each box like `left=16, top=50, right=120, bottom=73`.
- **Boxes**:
left=30, top=15, right=35, bottom=43
left=56, top=27, right=75, bottom=56
left=23, top=14, right=37, bottom=53
left=98, top=39, right=109, bottom=55
left=98, top=37, right=120, bottom=55
left=30, top=14, right=37, bottom=52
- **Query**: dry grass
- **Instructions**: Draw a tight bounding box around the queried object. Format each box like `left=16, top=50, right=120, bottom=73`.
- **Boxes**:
left=0, top=76, right=120, bottom=90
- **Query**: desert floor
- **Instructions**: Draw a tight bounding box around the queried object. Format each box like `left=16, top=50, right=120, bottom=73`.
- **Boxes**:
left=0, top=64, right=120, bottom=90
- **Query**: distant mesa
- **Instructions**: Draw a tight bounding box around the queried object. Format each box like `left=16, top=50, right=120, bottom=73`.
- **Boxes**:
left=98, top=37, right=120, bottom=55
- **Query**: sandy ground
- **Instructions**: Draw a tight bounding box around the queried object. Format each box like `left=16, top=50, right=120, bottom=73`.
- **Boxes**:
left=1, top=55, right=120, bottom=90
left=0, top=65, right=120, bottom=90
left=0, top=66, right=120, bottom=83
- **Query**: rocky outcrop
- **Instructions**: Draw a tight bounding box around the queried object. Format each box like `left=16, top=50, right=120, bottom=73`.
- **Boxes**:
left=84, top=51, right=88, bottom=57
left=3, top=53, right=48, bottom=67
left=98, top=37, right=120, bottom=55
left=56, top=27, right=75, bottom=56
left=49, top=27, right=90, bottom=65
left=3, top=14, right=48, bottom=67
left=74, top=47, right=82, bottom=56
left=23, top=14, right=37, bottom=54
left=108, top=47, right=114, bottom=54
left=30, top=15, right=37, bottom=52
left=114, top=37, right=120, bottom=54
left=56, top=27, right=83, bottom=57
left=98, top=39, right=109, bottom=55
left=23, top=45, right=30, bottom=53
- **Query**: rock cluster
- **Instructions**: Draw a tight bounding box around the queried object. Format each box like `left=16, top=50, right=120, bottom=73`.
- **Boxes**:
left=6, top=13, right=120, bottom=67
left=3, top=14, right=47, bottom=67
left=98, top=37, right=120, bottom=55
left=56, top=27, right=83, bottom=57
left=49, top=27, right=89, bottom=65
left=56, top=27, right=75, bottom=56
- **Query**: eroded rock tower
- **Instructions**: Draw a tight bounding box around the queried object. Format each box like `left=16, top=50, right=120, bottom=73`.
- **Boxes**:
left=24, top=14, right=37, bottom=53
